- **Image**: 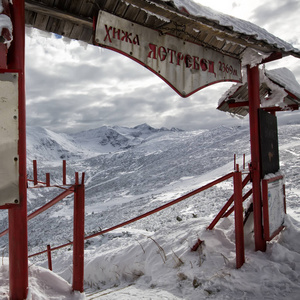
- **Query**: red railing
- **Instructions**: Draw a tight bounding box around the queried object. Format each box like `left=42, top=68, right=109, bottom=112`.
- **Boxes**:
left=1, top=159, right=251, bottom=294
left=28, top=167, right=250, bottom=270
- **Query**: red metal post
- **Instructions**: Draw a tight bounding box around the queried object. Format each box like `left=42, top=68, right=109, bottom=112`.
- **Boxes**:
left=63, top=160, right=67, bottom=185
left=0, top=187, right=74, bottom=238
left=233, top=167, right=245, bottom=268
left=0, top=43, right=8, bottom=68
left=234, top=154, right=236, bottom=170
left=33, top=160, right=38, bottom=185
left=207, top=195, right=234, bottom=230
left=207, top=173, right=250, bottom=230
left=222, top=189, right=253, bottom=218
left=46, top=173, right=51, bottom=187
left=75, top=172, right=79, bottom=185
left=73, top=182, right=85, bottom=293
left=7, top=0, right=29, bottom=299
left=247, top=65, right=266, bottom=252
left=47, top=245, right=53, bottom=271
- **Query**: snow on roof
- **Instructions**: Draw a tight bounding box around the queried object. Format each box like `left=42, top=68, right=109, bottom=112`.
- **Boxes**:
left=266, top=68, right=300, bottom=100
left=0, top=0, right=13, bottom=45
left=169, top=0, right=300, bottom=55
left=217, top=67, right=300, bottom=116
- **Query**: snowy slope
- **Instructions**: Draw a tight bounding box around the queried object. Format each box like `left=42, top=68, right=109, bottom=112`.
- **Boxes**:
left=0, top=123, right=300, bottom=299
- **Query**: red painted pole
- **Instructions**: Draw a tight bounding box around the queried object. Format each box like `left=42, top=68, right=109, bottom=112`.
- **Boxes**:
left=0, top=187, right=74, bottom=238
left=46, top=173, right=51, bottom=187
left=234, top=154, right=236, bottom=170
left=233, top=167, right=245, bottom=268
left=33, top=160, right=38, bottom=185
left=207, top=173, right=250, bottom=230
left=73, top=182, right=85, bottom=293
left=7, top=0, right=29, bottom=299
left=0, top=43, right=7, bottom=68
left=63, top=160, right=67, bottom=185
left=47, top=245, right=53, bottom=271
left=247, top=65, right=266, bottom=252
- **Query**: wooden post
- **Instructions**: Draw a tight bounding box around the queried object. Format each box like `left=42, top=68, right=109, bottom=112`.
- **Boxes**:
left=47, top=245, right=53, bottom=271
left=63, top=160, right=67, bottom=185
left=33, top=160, right=38, bottom=185
left=247, top=65, right=266, bottom=252
left=72, top=178, right=85, bottom=293
left=8, top=0, right=29, bottom=298
left=233, top=167, right=245, bottom=268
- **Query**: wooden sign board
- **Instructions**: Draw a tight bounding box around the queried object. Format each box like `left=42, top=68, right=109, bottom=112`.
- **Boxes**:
left=259, top=109, right=280, bottom=178
left=0, top=73, right=19, bottom=206
left=262, top=176, right=286, bottom=241
left=94, top=10, right=242, bottom=97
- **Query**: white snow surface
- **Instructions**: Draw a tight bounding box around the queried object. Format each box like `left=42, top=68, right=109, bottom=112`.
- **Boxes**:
left=259, top=68, right=288, bottom=108
left=169, top=0, right=299, bottom=54
left=0, top=122, right=300, bottom=299
left=266, top=67, right=300, bottom=100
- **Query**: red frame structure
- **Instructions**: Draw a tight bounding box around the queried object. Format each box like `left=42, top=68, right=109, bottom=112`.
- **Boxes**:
left=3, top=1, right=29, bottom=299
left=0, top=0, right=293, bottom=297
left=247, top=66, right=266, bottom=252
left=28, top=169, right=247, bottom=270
left=0, top=160, right=86, bottom=295
left=233, top=167, right=245, bottom=268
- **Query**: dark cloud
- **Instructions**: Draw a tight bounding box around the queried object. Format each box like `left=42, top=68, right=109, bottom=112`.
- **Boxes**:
left=250, top=0, right=298, bottom=26
left=250, top=0, right=300, bottom=43
left=25, top=1, right=300, bottom=134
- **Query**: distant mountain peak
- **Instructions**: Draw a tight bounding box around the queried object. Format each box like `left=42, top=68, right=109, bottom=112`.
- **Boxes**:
left=133, top=123, right=156, bottom=131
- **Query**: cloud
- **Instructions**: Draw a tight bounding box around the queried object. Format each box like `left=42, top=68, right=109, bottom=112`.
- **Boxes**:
left=25, top=0, right=300, bottom=134
left=249, top=0, right=300, bottom=45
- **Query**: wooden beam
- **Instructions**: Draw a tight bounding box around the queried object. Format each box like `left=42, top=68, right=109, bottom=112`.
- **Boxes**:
left=263, top=104, right=299, bottom=112
left=228, top=101, right=249, bottom=108
left=260, top=52, right=283, bottom=64
left=25, top=0, right=93, bottom=28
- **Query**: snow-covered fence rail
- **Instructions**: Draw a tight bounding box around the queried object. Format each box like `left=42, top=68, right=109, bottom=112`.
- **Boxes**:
left=207, top=173, right=251, bottom=230
left=28, top=170, right=248, bottom=268
left=0, top=187, right=74, bottom=238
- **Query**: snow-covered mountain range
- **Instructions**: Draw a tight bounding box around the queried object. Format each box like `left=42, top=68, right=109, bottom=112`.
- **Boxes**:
left=0, top=122, right=300, bottom=299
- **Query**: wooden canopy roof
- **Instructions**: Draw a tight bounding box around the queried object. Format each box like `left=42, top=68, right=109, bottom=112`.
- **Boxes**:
left=24, top=0, right=300, bottom=63
left=217, top=68, right=300, bottom=116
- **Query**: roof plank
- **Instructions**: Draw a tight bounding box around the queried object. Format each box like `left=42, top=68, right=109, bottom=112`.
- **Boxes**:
left=25, top=0, right=93, bottom=29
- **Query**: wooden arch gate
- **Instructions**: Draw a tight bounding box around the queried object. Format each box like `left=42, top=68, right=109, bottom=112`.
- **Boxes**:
left=1, top=0, right=300, bottom=299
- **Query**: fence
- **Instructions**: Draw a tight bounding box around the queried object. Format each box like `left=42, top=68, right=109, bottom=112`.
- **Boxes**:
left=1, top=159, right=251, bottom=292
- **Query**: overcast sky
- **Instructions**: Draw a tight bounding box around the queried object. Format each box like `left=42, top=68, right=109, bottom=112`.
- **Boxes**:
left=25, top=0, right=300, bottom=133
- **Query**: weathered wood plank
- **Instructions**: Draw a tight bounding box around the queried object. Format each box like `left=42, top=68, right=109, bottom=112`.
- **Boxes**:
left=25, top=0, right=93, bottom=28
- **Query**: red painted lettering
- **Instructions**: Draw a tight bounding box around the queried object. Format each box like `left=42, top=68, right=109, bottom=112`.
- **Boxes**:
left=104, top=25, right=112, bottom=43
left=208, top=60, right=216, bottom=77
left=185, top=54, right=192, bottom=68
left=200, top=59, right=208, bottom=71
left=121, top=31, right=132, bottom=43
left=148, top=43, right=157, bottom=59
left=193, top=56, right=200, bottom=70
left=167, top=49, right=176, bottom=64
left=133, top=35, right=140, bottom=45
left=158, top=46, right=167, bottom=61
left=176, top=52, right=184, bottom=65
left=113, top=28, right=121, bottom=40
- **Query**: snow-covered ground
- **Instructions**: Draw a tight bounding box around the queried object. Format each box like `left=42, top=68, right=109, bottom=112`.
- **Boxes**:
left=0, top=122, right=299, bottom=299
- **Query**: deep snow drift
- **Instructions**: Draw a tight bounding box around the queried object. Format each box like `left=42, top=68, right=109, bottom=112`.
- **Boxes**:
left=0, top=122, right=299, bottom=299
